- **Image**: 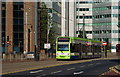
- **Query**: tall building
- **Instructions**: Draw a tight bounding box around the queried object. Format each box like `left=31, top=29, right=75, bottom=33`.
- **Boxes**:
left=1, top=2, right=37, bottom=53
left=92, top=0, right=120, bottom=52
left=45, top=1, right=61, bottom=36
left=76, top=0, right=120, bottom=52
left=61, top=0, right=76, bottom=37
left=76, top=0, right=93, bottom=39
left=61, top=0, right=69, bottom=36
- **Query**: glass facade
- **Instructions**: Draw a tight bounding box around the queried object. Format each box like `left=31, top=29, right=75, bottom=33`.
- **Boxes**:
left=13, top=2, right=24, bottom=53
left=2, top=2, right=6, bottom=53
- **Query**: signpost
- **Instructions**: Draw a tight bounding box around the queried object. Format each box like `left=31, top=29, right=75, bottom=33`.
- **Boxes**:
left=44, top=43, right=51, bottom=49
left=102, top=42, right=107, bottom=57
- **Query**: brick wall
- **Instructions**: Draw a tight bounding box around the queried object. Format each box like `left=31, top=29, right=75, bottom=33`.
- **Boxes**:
left=24, top=2, right=35, bottom=52
left=6, top=2, right=13, bottom=53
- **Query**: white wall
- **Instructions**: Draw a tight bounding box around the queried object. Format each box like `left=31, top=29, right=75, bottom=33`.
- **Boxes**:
left=69, top=1, right=76, bottom=37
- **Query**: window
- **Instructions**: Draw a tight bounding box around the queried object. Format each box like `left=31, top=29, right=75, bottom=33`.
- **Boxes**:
left=112, top=30, right=118, bottom=33
left=58, top=44, right=69, bottom=51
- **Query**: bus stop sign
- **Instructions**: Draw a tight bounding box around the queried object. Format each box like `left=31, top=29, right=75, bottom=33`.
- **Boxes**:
left=102, top=42, right=107, bottom=46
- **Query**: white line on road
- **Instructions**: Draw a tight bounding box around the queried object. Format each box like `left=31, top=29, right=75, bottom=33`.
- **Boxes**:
left=51, top=70, right=62, bottom=74
left=88, top=64, right=93, bottom=66
left=30, top=70, right=43, bottom=74
left=74, top=71, right=84, bottom=75
left=80, top=65, right=85, bottom=67
left=96, top=63, right=101, bottom=65
left=41, top=74, right=46, bottom=76
left=67, top=68, right=75, bottom=70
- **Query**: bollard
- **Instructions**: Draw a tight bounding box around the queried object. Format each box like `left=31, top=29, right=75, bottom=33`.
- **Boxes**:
left=2, top=54, right=5, bottom=61
left=20, top=54, right=23, bottom=61
left=10, top=54, right=12, bottom=62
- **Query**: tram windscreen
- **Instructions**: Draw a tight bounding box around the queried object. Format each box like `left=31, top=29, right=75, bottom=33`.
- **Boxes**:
left=58, top=44, right=69, bottom=51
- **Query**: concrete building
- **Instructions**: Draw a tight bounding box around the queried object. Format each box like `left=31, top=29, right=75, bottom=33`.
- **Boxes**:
left=76, top=0, right=93, bottom=39
left=61, top=0, right=76, bottom=37
left=76, top=0, right=120, bottom=52
left=44, top=1, right=61, bottom=36
left=92, top=0, right=120, bottom=52
left=1, top=2, right=37, bottom=53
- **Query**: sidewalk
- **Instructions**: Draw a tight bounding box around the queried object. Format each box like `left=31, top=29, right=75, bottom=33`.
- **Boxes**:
left=2, top=52, right=120, bottom=75
left=100, top=65, right=120, bottom=76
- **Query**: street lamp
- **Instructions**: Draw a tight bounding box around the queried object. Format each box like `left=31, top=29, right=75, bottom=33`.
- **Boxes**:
left=25, top=8, right=30, bottom=53
left=47, top=14, right=52, bottom=44
left=46, top=14, right=52, bottom=57
left=83, top=14, right=85, bottom=38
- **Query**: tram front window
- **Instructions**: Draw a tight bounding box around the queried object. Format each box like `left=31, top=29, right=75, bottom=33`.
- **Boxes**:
left=58, top=44, right=69, bottom=51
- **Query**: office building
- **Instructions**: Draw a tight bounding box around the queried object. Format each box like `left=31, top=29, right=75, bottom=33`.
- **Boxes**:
left=76, top=0, right=120, bottom=52
left=1, top=2, right=36, bottom=53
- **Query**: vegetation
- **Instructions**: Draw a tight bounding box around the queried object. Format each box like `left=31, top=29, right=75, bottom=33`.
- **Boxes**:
left=39, top=2, right=56, bottom=50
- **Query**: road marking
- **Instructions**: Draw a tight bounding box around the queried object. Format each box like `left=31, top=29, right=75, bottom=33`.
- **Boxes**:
left=80, top=65, right=85, bottom=67
left=2, top=60, right=92, bottom=75
left=41, top=74, right=46, bottom=76
left=67, top=68, right=75, bottom=70
left=51, top=70, right=62, bottom=74
left=96, top=63, right=101, bottom=65
left=74, top=71, right=84, bottom=75
left=88, top=64, right=93, bottom=66
left=30, top=70, right=43, bottom=73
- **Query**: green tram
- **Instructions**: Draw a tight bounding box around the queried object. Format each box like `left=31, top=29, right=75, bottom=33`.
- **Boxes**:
left=56, top=36, right=102, bottom=60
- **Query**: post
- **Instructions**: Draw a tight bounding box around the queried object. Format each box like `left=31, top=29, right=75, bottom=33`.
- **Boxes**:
left=26, top=12, right=28, bottom=53
left=83, top=14, right=85, bottom=38
left=34, top=2, right=38, bottom=61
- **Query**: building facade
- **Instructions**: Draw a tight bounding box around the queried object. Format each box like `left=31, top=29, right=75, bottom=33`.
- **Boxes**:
left=61, top=0, right=76, bottom=37
left=1, top=2, right=36, bottom=53
left=92, top=0, right=120, bottom=52
left=76, top=0, right=120, bottom=52
left=76, top=0, right=93, bottom=39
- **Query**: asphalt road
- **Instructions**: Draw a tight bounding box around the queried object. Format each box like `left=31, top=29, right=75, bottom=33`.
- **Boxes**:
left=2, top=59, right=120, bottom=77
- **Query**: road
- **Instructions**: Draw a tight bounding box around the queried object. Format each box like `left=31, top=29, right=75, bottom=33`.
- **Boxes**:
left=2, top=59, right=120, bottom=77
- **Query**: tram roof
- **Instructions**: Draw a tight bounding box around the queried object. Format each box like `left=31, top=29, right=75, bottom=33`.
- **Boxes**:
left=57, top=36, right=101, bottom=43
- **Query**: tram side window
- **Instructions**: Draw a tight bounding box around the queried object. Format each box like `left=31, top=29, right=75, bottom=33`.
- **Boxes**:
left=70, top=43, right=80, bottom=52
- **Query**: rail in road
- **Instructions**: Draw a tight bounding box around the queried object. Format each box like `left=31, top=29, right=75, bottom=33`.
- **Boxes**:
left=2, top=59, right=120, bottom=77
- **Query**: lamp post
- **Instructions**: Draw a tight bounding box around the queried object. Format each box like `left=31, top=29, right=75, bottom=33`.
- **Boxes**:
left=83, top=14, right=85, bottom=38
left=25, top=8, right=30, bottom=53
left=46, top=14, right=52, bottom=57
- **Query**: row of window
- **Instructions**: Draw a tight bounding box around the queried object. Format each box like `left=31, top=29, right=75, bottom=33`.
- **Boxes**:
left=93, top=14, right=111, bottom=18
left=13, top=2, right=24, bottom=52
left=76, top=8, right=90, bottom=11
left=76, top=14, right=120, bottom=19
left=93, top=6, right=120, bottom=11
left=76, top=0, right=110, bottom=4
left=77, top=30, right=120, bottom=34
left=77, top=22, right=118, bottom=26
left=2, top=3, right=6, bottom=47
left=76, top=16, right=92, bottom=19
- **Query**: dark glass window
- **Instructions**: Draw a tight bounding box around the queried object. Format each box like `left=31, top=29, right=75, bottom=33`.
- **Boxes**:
left=13, top=11, right=19, bottom=17
left=14, top=5, right=19, bottom=10
left=2, top=18, right=5, bottom=25
left=13, top=19, right=19, bottom=24
left=2, top=10, right=5, bottom=17
left=19, top=19, right=23, bottom=25
left=19, top=11, right=23, bottom=17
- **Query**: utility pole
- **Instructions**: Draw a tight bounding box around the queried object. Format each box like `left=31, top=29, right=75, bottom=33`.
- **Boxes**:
left=83, top=14, right=85, bottom=38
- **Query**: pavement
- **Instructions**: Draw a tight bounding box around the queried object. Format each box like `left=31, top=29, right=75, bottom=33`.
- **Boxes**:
left=1, top=52, right=120, bottom=76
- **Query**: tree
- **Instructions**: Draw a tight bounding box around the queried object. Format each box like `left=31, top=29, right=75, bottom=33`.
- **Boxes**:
left=38, top=2, right=56, bottom=50
left=39, top=2, right=48, bottom=49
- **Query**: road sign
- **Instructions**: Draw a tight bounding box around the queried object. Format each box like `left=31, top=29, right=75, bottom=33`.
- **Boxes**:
left=102, top=42, right=107, bottom=46
left=6, top=41, right=11, bottom=44
left=44, top=43, right=51, bottom=49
